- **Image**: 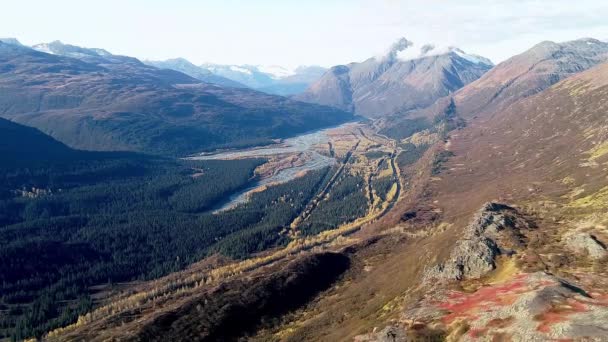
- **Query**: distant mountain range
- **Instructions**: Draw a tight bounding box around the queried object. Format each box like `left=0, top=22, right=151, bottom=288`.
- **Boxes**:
left=295, top=38, right=494, bottom=117
left=0, top=39, right=352, bottom=155
left=143, top=58, right=246, bottom=88
left=3, top=39, right=326, bottom=95
left=147, top=59, right=327, bottom=95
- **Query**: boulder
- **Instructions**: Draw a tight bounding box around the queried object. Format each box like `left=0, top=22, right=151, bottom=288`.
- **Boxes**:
left=565, top=233, right=607, bottom=260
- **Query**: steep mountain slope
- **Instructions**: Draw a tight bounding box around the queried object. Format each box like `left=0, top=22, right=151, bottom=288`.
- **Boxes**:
left=0, top=117, right=77, bottom=168
left=295, top=38, right=493, bottom=117
left=297, top=65, right=354, bottom=112
left=144, top=58, right=246, bottom=88
left=432, top=60, right=608, bottom=216
left=378, top=38, right=608, bottom=141
left=452, top=38, right=608, bottom=120
left=0, top=41, right=352, bottom=155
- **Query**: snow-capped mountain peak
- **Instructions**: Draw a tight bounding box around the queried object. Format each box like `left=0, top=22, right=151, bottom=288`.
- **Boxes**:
left=450, top=47, right=494, bottom=65
left=32, top=40, right=113, bottom=59
left=397, top=43, right=493, bottom=65
left=379, top=38, right=493, bottom=66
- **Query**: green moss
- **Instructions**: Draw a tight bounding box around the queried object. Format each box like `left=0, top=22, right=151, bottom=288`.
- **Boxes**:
left=568, top=186, right=608, bottom=209
left=588, top=141, right=608, bottom=161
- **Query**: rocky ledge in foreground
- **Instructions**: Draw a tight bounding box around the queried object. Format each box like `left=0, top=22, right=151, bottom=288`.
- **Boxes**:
left=356, top=202, right=608, bottom=341
left=424, top=203, right=534, bottom=282
left=358, top=271, right=608, bottom=341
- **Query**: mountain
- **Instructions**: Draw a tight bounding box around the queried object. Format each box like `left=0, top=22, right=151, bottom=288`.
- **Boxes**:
left=199, top=63, right=327, bottom=95
left=144, top=58, right=246, bottom=88
left=0, top=117, right=144, bottom=173
left=0, top=40, right=352, bottom=155
left=294, top=38, right=493, bottom=117
left=377, top=38, right=608, bottom=140
left=30, top=40, right=156, bottom=70
left=199, top=63, right=274, bottom=89
left=0, top=38, right=23, bottom=46
left=147, top=59, right=327, bottom=95
left=257, top=65, right=328, bottom=95
left=33, top=40, right=112, bottom=59
left=451, top=37, right=608, bottom=120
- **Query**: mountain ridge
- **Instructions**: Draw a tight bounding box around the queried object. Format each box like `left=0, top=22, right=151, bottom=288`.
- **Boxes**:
left=0, top=40, right=353, bottom=155
left=295, top=38, right=493, bottom=117
left=199, top=62, right=327, bottom=95
left=453, top=37, right=608, bottom=120
left=144, top=57, right=247, bottom=88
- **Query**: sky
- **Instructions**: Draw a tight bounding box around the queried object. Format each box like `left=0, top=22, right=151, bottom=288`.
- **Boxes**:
left=2, top=0, right=608, bottom=68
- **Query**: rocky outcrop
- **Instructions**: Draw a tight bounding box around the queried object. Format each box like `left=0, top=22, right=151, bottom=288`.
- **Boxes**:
left=424, top=203, right=532, bottom=282
left=358, top=272, right=608, bottom=341
left=565, top=232, right=607, bottom=260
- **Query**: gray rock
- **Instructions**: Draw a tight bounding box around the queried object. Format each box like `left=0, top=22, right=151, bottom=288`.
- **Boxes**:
left=565, top=233, right=607, bottom=260
left=424, top=202, right=531, bottom=282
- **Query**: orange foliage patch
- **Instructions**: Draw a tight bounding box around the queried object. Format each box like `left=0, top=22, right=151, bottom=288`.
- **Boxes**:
left=535, top=298, right=588, bottom=333
left=438, top=274, right=529, bottom=324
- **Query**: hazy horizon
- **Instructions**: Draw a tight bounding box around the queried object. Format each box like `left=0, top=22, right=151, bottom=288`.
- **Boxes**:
left=2, top=0, right=608, bottom=68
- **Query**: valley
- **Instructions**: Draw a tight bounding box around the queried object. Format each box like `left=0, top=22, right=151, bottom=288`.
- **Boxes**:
left=42, top=119, right=408, bottom=341
left=0, top=117, right=405, bottom=341
left=2, top=17, right=608, bottom=341
left=188, top=122, right=401, bottom=214
left=189, top=122, right=348, bottom=211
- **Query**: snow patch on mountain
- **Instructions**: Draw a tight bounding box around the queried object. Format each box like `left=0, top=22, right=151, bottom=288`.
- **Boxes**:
left=229, top=65, right=253, bottom=75
left=451, top=48, right=494, bottom=65
left=396, top=43, right=492, bottom=65
left=90, top=48, right=112, bottom=57
left=32, top=43, right=54, bottom=54
left=31, top=41, right=114, bottom=59
left=256, top=65, right=296, bottom=79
